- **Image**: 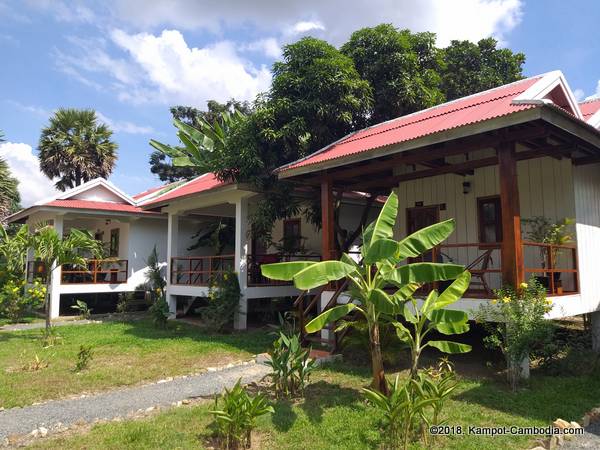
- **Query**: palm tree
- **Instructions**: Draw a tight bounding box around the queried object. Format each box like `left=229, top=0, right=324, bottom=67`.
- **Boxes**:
left=0, top=130, right=20, bottom=223
left=30, top=224, right=103, bottom=332
left=38, top=109, right=118, bottom=191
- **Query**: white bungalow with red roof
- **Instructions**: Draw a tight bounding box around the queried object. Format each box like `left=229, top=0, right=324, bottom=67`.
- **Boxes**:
left=276, top=70, right=600, bottom=349
left=136, top=172, right=380, bottom=329
left=8, top=178, right=168, bottom=318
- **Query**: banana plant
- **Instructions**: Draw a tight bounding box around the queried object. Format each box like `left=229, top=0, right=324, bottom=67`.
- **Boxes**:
left=261, top=191, right=470, bottom=394
left=394, top=272, right=472, bottom=378
left=149, top=109, right=246, bottom=172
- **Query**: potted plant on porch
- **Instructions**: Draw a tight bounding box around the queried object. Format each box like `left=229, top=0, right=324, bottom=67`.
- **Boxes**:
left=522, top=216, right=574, bottom=294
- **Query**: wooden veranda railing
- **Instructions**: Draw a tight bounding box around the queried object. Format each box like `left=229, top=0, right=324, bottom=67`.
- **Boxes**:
left=27, top=259, right=129, bottom=284
left=61, top=259, right=128, bottom=284
left=522, top=241, right=579, bottom=295
left=170, top=255, right=235, bottom=286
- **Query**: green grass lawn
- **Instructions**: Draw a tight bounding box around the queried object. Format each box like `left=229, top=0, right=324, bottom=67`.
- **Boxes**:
left=30, top=361, right=600, bottom=450
left=0, top=318, right=272, bottom=408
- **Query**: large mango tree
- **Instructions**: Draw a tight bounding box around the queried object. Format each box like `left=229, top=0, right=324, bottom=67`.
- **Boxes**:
left=262, top=192, right=472, bottom=394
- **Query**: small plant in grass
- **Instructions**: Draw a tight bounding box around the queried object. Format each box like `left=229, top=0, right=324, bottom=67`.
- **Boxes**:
left=22, top=353, right=50, bottom=372
left=210, top=378, right=274, bottom=449
left=74, top=345, right=93, bottom=372
left=149, top=295, right=169, bottom=328
left=71, top=299, right=92, bottom=319
left=266, top=328, right=316, bottom=398
left=200, top=271, right=241, bottom=332
left=39, top=326, right=63, bottom=347
left=476, top=278, right=554, bottom=391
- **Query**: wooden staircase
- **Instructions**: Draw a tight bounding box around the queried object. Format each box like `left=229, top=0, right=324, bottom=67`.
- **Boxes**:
left=295, top=279, right=351, bottom=353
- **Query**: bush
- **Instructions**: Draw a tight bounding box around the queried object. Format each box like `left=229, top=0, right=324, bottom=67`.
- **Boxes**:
left=74, top=345, right=93, bottom=371
left=200, top=271, right=241, bottom=331
left=0, top=278, right=45, bottom=323
left=266, top=329, right=316, bottom=398
left=150, top=295, right=170, bottom=328
left=71, top=299, right=92, bottom=319
left=476, top=278, right=555, bottom=390
left=210, top=378, right=274, bottom=449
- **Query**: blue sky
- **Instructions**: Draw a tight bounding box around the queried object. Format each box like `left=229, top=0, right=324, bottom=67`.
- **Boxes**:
left=0, top=0, right=598, bottom=206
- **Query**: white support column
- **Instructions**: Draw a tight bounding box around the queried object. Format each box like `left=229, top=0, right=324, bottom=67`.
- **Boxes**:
left=319, top=290, right=335, bottom=341
left=49, top=216, right=64, bottom=319
left=166, top=212, right=179, bottom=318
left=591, top=311, right=600, bottom=352
left=234, top=196, right=249, bottom=330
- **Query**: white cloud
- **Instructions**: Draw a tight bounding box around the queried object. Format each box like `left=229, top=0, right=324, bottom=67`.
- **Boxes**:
left=587, top=81, right=600, bottom=100
left=6, top=100, right=52, bottom=118
left=96, top=112, right=155, bottom=135
left=240, top=38, right=282, bottom=59
left=114, top=0, right=523, bottom=46
left=0, top=142, right=59, bottom=207
left=573, top=88, right=585, bottom=102
left=290, top=21, right=325, bottom=34
left=109, top=29, right=271, bottom=106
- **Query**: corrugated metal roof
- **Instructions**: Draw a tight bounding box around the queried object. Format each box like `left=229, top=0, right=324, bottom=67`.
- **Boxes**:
left=580, top=98, right=600, bottom=121
left=44, top=199, right=160, bottom=215
left=139, top=173, right=229, bottom=206
left=280, top=76, right=542, bottom=172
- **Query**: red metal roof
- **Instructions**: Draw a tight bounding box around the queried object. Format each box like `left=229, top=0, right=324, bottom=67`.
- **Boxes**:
left=280, top=76, right=543, bottom=172
left=44, top=199, right=160, bottom=215
left=580, top=99, right=600, bottom=121
left=139, top=173, right=229, bottom=206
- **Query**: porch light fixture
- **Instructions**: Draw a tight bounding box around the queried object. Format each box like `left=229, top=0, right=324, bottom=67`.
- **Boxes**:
left=462, top=181, right=472, bottom=194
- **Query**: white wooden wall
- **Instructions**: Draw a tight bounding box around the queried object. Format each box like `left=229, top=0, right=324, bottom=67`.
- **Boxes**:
left=395, top=153, right=575, bottom=291
left=573, top=163, right=600, bottom=315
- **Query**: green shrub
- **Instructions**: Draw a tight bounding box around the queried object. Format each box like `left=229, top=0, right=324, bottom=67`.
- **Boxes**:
left=116, top=292, right=134, bottom=314
left=210, top=378, right=274, bottom=449
left=476, top=278, right=555, bottom=390
left=200, top=271, right=241, bottom=331
left=39, top=326, right=63, bottom=348
left=266, top=329, right=316, bottom=398
left=0, top=278, right=45, bottom=323
left=150, top=295, right=170, bottom=328
left=74, top=344, right=93, bottom=371
left=71, top=299, right=92, bottom=319
left=362, top=360, right=458, bottom=450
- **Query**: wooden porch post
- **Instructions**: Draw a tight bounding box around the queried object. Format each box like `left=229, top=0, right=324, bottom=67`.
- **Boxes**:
left=321, top=176, right=335, bottom=261
left=498, top=141, right=524, bottom=287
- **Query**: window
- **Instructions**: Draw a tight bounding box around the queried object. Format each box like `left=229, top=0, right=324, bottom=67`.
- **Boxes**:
left=283, top=219, right=302, bottom=252
left=478, top=196, right=502, bottom=243
left=109, top=228, right=120, bottom=257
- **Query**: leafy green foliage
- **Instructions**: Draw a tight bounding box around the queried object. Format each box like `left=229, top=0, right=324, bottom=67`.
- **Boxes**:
left=38, top=108, right=118, bottom=191
left=188, top=217, right=235, bottom=255
left=476, top=279, right=555, bottom=391
left=71, top=299, right=92, bottom=319
left=263, top=191, right=471, bottom=394
left=0, top=224, right=30, bottom=285
left=441, top=37, right=525, bottom=101
left=199, top=271, right=241, bottom=332
left=74, top=344, right=93, bottom=372
left=149, top=296, right=170, bottom=328
left=210, top=379, right=274, bottom=449
left=0, top=278, right=45, bottom=323
left=30, top=224, right=103, bottom=333
left=266, top=328, right=316, bottom=398
left=362, top=359, right=460, bottom=450
left=342, top=24, right=444, bottom=124
left=0, top=156, right=20, bottom=223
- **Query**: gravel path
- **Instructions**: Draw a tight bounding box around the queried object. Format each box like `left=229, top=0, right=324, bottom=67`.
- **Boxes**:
left=0, top=361, right=269, bottom=440
left=560, top=422, right=600, bottom=449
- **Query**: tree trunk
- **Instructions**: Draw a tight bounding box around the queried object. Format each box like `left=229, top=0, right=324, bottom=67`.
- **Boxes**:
left=44, top=279, right=51, bottom=334
left=369, top=322, right=389, bottom=395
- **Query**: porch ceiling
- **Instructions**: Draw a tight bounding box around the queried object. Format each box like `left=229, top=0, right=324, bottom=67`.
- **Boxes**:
left=284, top=118, right=600, bottom=193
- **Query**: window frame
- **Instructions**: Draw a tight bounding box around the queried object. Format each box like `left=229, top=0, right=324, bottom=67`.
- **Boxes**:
left=477, top=195, right=502, bottom=244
